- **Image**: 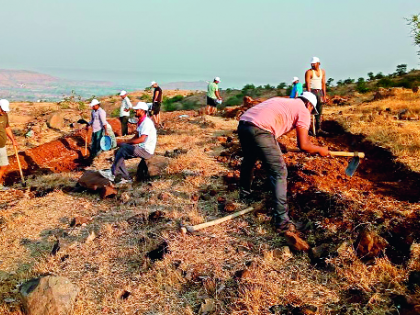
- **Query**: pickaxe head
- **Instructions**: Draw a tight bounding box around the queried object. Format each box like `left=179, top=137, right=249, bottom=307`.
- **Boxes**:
left=345, top=156, right=360, bottom=177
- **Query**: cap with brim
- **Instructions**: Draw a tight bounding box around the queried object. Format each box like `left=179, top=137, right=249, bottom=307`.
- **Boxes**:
left=132, top=102, right=149, bottom=111
left=214, top=77, right=220, bottom=82
left=292, top=77, right=299, bottom=82
left=150, top=81, right=157, bottom=86
left=311, top=57, right=320, bottom=64
left=89, top=99, right=101, bottom=107
left=120, top=90, right=127, bottom=96
left=0, top=99, right=10, bottom=112
left=298, top=92, right=318, bottom=114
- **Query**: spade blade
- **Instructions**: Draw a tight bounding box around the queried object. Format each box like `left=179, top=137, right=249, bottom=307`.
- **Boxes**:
left=345, top=156, right=360, bottom=177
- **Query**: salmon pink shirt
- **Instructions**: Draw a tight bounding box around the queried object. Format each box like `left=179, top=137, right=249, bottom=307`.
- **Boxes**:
left=240, top=97, right=310, bottom=138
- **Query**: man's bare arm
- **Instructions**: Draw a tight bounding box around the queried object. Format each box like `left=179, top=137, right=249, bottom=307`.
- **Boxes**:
left=215, top=90, right=222, bottom=100
left=5, top=126, right=17, bottom=146
left=126, top=134, right=147, bottom=145
left=305, top=70, right=312, bottom=92
left=322, top=69, right=327, bottom=101
left=296, top=127, right=328, bottom=156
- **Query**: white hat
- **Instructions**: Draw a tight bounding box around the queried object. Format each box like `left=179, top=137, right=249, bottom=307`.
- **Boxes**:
left=298, top=92, right=318, bottom=114
left=120, top=90, right=127, bottom=96
left=89, top=99, right=101, bottom=107
left=292, top=77, right=299, bottom=83
left=311, top=57, right=320, bottom=64
left=150, top=81, right=157, bottom=86
left=214, top=77, right=220, bottom=82
left=132, top=102, right=149, bottom=111
left=0, top=99, right=10, bottom=112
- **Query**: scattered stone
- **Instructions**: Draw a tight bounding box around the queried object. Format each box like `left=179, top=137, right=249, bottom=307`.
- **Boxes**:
left=148, top=210, right=165, bottom=223
left=217, top=136, right=228, bottom=144
left=355, top=228, right=388, bottom=260
left=191, top=193, right=199, bottom=202
left=158, top=192, right=171, bottom=201
left=117, top=290, right=131, bottom=300
left=344, top=287, right=369, bottom=304
left=47, top=112, right=66, bottom=130
left=199, top=298, right=216, bottom=314
left=209, top=189, right=217, bottom=196
left=120, top=192, right=130, bottom=203
left=273, top=246, right=293, bottom=260
left=233, top=269, right=251, bottom=280
left=224, top=202, right=237, bottom=213
left=50, top=239, right=60, bottom=256
left=164, top=148, right=188, bottom=158
left=146, top=241, right=170, bottom=262
left=136, top=156, right=171, bottom=180
left=284, top=231, right=310, bottom=252
left=200, top=194, right=211, bottom=201
left=20, top=276, right=79, bottom=315
left=269, top=304, right=317, bottom=315
left=70, top=216, right=92, bottom=227
left=127, top=214, right=147, bottom=225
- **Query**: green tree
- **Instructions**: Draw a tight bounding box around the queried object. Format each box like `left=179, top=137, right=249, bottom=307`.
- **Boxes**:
left=375, top=72, right=384, bottom=80
left=407, top=14, right=420, bottom=56
left=242, top=84, right=255, bottom=92
left=343, top=78, right=355, bottom=85
left=395, top=64, right=407, bottom=76
left=357, top=77, right=365, bottom=83
left=326, top=78, right=334, bottom=87
left=263, top=84, right=275, bottom=90
left=276, top=82, right=287, bottom=89
left=367, top=72, right=375, bottom=81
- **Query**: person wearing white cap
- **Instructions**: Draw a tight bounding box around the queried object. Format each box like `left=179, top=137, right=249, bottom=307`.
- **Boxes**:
left=0, top=99, right=18, bottom=190
left=238, top=93, right=328, bottom=234
left=206, top=77, right=222, bottom=115
left=305, top=57, right=328, bottom=134
left=86, top=99, right=111, bottom=159
left=150, top=81, right=163, bottom=127
left=290, top=77, right=303, bottom=98
left=111, top=102, right=157, bottom=184
left=119, top=90, right=132, bottom=136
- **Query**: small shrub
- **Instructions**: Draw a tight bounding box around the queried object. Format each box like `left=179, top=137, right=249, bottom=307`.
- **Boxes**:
left=111, top=107, right=120, bottom=117
left=140, top=94, right=152, bottom=102
left=356, top=81, right=370, bottom=93
left=78, top=101, right=86, bottom=111
left=225, top=96, right=243, bottom=107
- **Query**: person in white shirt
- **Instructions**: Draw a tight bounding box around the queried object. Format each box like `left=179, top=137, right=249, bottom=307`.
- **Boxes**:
left=119, top=90, right=132, bottom=136
left=111, top=102, right=157, bottom=183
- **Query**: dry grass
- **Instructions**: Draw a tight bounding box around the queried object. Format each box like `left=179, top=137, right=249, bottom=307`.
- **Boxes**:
left=1, top=109, right=419, bottom=314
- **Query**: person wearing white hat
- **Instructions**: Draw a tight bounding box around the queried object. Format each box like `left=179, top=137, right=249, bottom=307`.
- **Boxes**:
left=0, top=99, right=18, bottom=190
left=119, top=90, right=132, bottom=136
left=238, top=93, right=328, bottom=234
left=86, top=99, right=111, bottom=159
left=305, top=57, right=328, bottom=134
left=111, top=102, right=157, bottom=183
left=290, top=77, right=303, bottom=98
left=150, top=81, right=163, bottom=127
left=206, top=77, right=222, bottom=115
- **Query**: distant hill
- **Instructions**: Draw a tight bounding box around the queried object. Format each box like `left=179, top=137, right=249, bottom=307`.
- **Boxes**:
left=0, top=69, right=121, bottom=102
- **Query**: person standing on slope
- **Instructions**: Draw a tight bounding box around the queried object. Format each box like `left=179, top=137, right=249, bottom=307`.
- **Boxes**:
left=238, top=92, right=328, bottom=233
left=290, top=77, right=303, bottom=98
left=305, top=57, right=328, bottom=135
left=119, top=90, right=132, bottom=136
left=206, top=77, right=222, bottom=115
left=87, top=99, right=110, bottom=159
left=0, top=99, right=18, bottom=191
left=151, top=81, right=163, bottom=128
left=111, top=102, right=157, bottom=184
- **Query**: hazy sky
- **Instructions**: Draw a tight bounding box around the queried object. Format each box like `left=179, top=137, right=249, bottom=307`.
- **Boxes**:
left=1, top=0, right=419, bottom=88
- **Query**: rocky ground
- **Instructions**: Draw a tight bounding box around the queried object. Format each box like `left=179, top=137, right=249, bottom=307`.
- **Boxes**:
left=1, top=94, right=420, bottom=314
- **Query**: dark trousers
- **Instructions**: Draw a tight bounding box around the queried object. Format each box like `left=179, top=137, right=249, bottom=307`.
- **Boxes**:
left=238, top=122, right=290, bottom=227
left=111, top=144, right=152, bottom=180
left=91, top=130, right=103, bottom=158
left=311, top=90, right=324, bottom=131
left=119, top=116, right=129, bottom=136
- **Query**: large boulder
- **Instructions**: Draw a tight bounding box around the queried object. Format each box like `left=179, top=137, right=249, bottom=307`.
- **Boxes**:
left=77, top=170, right=117, bottom=198
left=107, top=118, right=136, bottom=137
left=136, top=156, right=171, bottom=180
left=47, top=112, right=66, bottom=130
left=20, top=276, right=79, bottom=315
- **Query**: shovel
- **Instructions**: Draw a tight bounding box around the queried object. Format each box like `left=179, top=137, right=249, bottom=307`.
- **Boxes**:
left=287, top=148, right=365, bottom=177
left=13, top=143, right=26, bottom=187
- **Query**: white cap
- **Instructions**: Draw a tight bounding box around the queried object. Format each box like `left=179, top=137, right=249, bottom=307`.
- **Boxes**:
left=214, top=77, right=220, bottom=82
left=132, top=102, right=149, bottom=111
left=292, top=77, right=299, bottom=82
left=120, top=90, right=127, bottom=96
left=89, top=99, right=101, bottom=107
left=311, top=57, right=320, bottom=64
left=150, top=81, right=157, bottom=86
left=298, top=92, right=318, bottom=114
left=0, top=99, right=10, bottom=112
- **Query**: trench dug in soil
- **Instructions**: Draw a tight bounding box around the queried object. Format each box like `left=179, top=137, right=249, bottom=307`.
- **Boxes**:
left=217, top=119, right=420, bottom=267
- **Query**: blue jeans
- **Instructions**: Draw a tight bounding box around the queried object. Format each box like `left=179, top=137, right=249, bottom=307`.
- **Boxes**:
left=111, top=144, right=152, bottom=180
left=238, top=121, right=290, bottom=227
left=91, top=130, right=103, bottom=158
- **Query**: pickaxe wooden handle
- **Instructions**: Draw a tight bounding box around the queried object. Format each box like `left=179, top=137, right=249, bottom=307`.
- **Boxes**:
left=181, top=207, right=254, bottom=234
left=287, top=148, right=365, bottom=158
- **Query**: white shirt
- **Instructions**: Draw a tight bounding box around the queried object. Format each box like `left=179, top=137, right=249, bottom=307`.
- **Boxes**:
left=120, top=96, right=133, bottom=117
left=137, top=117, right=157, bottom=154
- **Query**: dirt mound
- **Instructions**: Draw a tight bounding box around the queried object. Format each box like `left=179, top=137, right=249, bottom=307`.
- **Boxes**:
left=223, top=96, right=266, bottom=119
left=373, top=87, right=413, bottom=100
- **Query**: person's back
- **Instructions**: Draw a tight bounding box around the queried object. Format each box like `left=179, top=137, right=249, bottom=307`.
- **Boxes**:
left=207, top=82, right=218, bottom=99
left=290, top=82, right=303, bottom=98
left=240, top=97, right=311, bottom=138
